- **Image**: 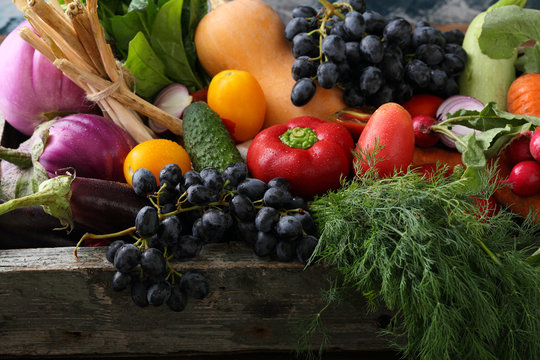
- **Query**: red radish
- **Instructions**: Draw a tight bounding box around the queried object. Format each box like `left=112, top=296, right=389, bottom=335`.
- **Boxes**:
left=528, top=128, right=540, bottom=162
left=506, top=160, right=540, bottom=197
left=505, top=131, right=533, bottom=166
left=412, top=115, right=440, bottom=147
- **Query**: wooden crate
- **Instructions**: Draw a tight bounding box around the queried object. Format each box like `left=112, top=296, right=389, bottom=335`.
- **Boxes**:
left=0, top=243, right=398, bottom=358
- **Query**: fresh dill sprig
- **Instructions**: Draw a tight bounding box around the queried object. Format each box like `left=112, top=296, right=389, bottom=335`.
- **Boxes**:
left=308, top=163, right=540, bottom=360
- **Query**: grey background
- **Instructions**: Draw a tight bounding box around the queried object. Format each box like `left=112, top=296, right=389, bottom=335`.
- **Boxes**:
left=1, top=0, right=540, bottom=34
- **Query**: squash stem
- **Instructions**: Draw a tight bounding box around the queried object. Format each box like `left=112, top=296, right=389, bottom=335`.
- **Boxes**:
left=209, top=0, right=228, bottom=11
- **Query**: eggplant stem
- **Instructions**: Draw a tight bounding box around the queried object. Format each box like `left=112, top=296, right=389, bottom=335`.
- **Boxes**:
left=0, top=146, right=33, bottom=168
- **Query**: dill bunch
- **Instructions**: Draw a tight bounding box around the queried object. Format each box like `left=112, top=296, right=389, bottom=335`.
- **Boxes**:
left=309, top=165, right=540, bottom=360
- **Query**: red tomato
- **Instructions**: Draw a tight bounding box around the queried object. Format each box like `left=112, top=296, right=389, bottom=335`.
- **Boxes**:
left=354, top=102, right=415, bottom=177
left=190, top=87, right=208, bottom=103
left=402, top=94, right=445, bottom=118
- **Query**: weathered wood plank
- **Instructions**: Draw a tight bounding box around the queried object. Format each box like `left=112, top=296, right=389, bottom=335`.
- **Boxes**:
left=0, top=243, right=395, bottom=357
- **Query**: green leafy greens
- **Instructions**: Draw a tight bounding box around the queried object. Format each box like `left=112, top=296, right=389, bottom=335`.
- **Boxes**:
left=97, top=0, right=209, bottom=99
left=431, top=102, right=540, bottom=192
left=479, top=5, right=540, bottom=73
left=308, top=162, right=540, bottom=360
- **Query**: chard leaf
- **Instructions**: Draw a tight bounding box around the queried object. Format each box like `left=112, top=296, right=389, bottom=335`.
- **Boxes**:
left=516, top=43, right=540, bottom=73
left=110, top=11, right=150, bottom=57
left=150, top=0, right=203, bottom=92
left=479, top=6, right=540, bottom=60
left=124, top=32, right=173, bottom=99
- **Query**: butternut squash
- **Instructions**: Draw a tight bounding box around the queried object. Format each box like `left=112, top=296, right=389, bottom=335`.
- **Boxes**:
left=195, top=0, right=346, bottom=128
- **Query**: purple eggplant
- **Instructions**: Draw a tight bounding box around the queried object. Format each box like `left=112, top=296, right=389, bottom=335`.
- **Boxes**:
left=0, top=177, right=149, bottom=249
left=0, top=113, right=136, bottom=200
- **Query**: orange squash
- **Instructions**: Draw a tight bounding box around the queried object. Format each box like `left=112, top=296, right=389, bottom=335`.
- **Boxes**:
left=507, top=73, right=540, bottom=117
left=194, top=0, right=345, bottom=128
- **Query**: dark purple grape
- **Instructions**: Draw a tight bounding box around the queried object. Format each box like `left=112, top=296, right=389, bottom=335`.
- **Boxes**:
left=363, top=10, right=387, bottom=35
left=234, top=221, right=258, bottom=245
left=343, top=86, right=365, bottom=107
left=254, top=207, right=280, bottom=232
left=415, top=20, right=430, bottom=28
left=183, top=170, right=203, bottom=188
left=317, top=61, right=339, bottom=89
left=292, top=5, right=317, bottom=19
left=443, top=29, right=465, bottom=45
left=369, top=84, right=394, bottom=107
left=131, top=277, right=151, bottom=307
left=172, top=234, right=202, bottom=260
left=441, top=53, right=465, bottom=75
left=429, top=68, right=448, bottom=93
left=264, top=186, right=293, bottom=209
left=293, top=210, right=317, bottom=236
left=114, top=243, right=141, bottom=273
left=360, top=35, right=384, bottom=64
left=112, top=271, right=132, bottom=291
left=343, top=11, right=365, bottom=40
left=346, top=0, right=366, bottom=13
left=192, top=218, right=212, bottom=244
left=166, top=285, right=188, bottom=312
left=444, top=76, right=460, bottom=98
left=444, top=43, right=467, bottom=62
left=394, top=82, right=414, bottom=103
left=158, top=210, right=183, bottom=244
left=180, top=272, right=209, bottom=299
left=135, top=206, right=160, bottom=237
left=285, top=17, right=310, bottom=41
left=292, top=33, right=317, bottom=58
left=288, top=196, right=308, bottom=210
left=379, top=53, right=404, bottom=82
left=412, top=26, right=446, bottom=48
left=230, top=194, right=256, bottom=222
left=359, top=66, right=383, bottom=95
left=383, top=18, right=412, bottom=48
left=291, top=78, right=316, bottom=106
left=254, top=231, right=278, bottom=257
left=322, top=35, right=347, bottom=63
left=132, top=168, right=157, bottom=197
left=237, top=177, right=268, bottom=201
left=106, top=239, right=126, bottom=263
left=201, top=208, right=231, bottom=240
left=186, top=184, right=215, bottom=206
left=157, top=186, right=179, bottom=206
left=292, top=56, right=317, bottom=81
left=147, top=280, right=172, bottom=306
left=268, top=177, right=290, bottom=190
left=415, top=43, right=444, bottom=66
left=222, top=162, right=248, bottom=188
left=297, top=235, right=319, bottom=264
left=140, top=248, right=166, bottom=277
left=201, top=167, right=224, bottom=193
left=275, top=215, right=303, bottom=241
left=345, top=41, right=362, bottom=64
left=330, top=21, right=348, bottom=40
left=158, top=163, right=183, bottom=188
left=405, top=59, right=431, bottom=88
left=275, top=240, right=297, bottom=262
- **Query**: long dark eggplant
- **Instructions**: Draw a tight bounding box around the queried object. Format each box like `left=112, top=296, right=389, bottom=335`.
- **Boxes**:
left=0, top=177, right=149, bottom=249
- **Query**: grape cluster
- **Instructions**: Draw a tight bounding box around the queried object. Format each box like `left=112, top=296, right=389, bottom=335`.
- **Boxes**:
left=286, top=0, right=467, bottom=108
left=105, top=162, right=319, bottom=311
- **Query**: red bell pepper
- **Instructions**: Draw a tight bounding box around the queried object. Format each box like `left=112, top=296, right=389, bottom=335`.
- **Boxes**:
left=246, top=116, right=354, bottom=199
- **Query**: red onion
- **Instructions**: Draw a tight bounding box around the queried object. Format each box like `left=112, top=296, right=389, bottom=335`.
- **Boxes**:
left=150, top=83, right=192, bottom=133
left=435, top=95, right=485, bottom=149
left=0, top=21, right=95, bottom=136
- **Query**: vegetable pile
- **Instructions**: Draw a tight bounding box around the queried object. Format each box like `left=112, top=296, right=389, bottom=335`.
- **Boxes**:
left=0, top=0, right=540, bottom=359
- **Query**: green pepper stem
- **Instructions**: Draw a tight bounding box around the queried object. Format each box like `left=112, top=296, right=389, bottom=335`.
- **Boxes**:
left=0, top=145, right=33, bottom=168
left=280, top=127, right=319, bottom=149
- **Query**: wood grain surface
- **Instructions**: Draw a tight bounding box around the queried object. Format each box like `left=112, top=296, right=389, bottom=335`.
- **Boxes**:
left=0, top=243, right=398, bottom=358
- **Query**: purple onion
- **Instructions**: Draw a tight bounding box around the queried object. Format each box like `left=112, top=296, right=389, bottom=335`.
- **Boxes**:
left=0, top=21, right=95, bottom=136
left=435, top=95, right=485, bottom=149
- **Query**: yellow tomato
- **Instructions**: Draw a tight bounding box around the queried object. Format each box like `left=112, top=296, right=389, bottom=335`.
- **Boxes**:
left=207, top=70, right=266, bottom=142
left=123, top=139, right=192, bottom=186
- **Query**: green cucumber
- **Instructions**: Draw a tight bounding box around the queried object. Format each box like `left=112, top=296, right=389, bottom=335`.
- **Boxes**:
left=182, top=101, right=244, bottom=172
